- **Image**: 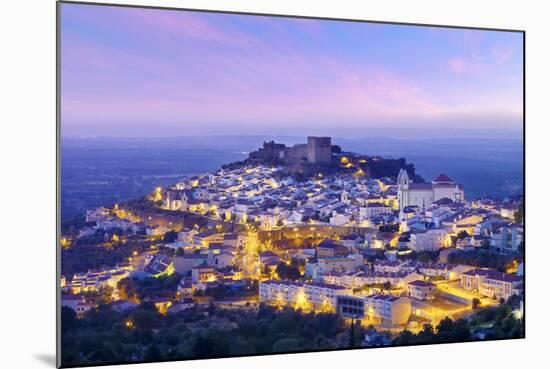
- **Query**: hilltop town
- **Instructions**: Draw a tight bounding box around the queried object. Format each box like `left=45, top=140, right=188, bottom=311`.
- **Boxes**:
left=60, top=136, right=524, bottom=352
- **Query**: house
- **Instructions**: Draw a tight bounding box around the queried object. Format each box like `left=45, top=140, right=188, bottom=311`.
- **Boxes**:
left=223, top=233, right=249, bottom=251
left=340, top=235, right=363, bottom=250
left=146, top=255, right=174, bottom=277
left=329, top=212, right=351, bottom=226
left=359, top=203, right=393, bottom=221
left=193, top=230, right=224, bottom=247
left=259, top=280, right=349, bottom=312
left=406, top=280, right=436, bottom=300
left=214, top=250, right=235, bottom=269
left=317, top=239, right=349, bottom=258
left=324, top=270, right=422, bottom=289
left=499, top=203, right=517, bottom=220
left=61, top=294, right=85, bottom=312
left=75, top=302, right=95, bottom=317
left=177, top=279, right=193, bottom=296
left=460, top=268, right=522, bottom=300
left=173, top=253, right=209, bottom=275
left=167, top=298, right=195, bottom=314
left=410, top=228, right=448, bottom=251
left=191, top=264, right=217, bottom=283
left=418, top=263, right=449, bottom=278
left=307, top=254, right=363, bottom=278
left=259, top=250, right=281, bottom=263
left=337, top=294, right=411, bottom=325
left=490, top=225, right=523, bottom=254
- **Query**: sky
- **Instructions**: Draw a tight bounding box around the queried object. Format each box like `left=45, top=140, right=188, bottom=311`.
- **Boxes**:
left=60, top=3, right=524, bottom=139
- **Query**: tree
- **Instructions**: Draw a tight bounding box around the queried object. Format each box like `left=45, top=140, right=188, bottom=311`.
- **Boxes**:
left=275, top=262, right=301, bottom=280
left=417, top=251, right=437, bottom=264
left=347, top=318, right=363, bottom=348
left=416, top=323, right=436, bottom=344
left=393, top=330, right=414, bottom=345
left=163, top=230, right=178, bottom=243
left=272, top=338, right=302, bottom=353
left=131, top=305, right=162, bottom=330
left=207, top=301, right=216, bottom=316
left=436, top=317, right=455, bottom=338
left=144, top=344, right=162, bottom=361
left=61, top=306, right=77, bottom=333
left=348, top=318, right=356, bottom=347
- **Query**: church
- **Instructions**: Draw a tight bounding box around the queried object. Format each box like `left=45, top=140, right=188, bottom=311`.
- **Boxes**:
left=397, top=169, right=464, bottom=211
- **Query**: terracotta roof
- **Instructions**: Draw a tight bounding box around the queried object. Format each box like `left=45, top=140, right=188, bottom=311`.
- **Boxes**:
left=433, top=173, right=454, bottom=182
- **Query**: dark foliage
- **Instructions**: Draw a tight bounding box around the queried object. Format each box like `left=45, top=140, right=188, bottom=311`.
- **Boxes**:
left=61, top=303, right=350, bottom=367
left=447, top=249, right=517, bottom=272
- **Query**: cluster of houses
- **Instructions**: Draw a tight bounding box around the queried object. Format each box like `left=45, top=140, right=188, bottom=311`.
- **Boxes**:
left=460, top=268, right=523, bottom=300
left=62, top=160, right=523, bottom=328
left=159, top=164, right=522, bottom=257
left=61, top=264, right=133, bottom=294
left=258, top=279, right=411, bottom=325
left=259, top=247, right=524, bottom=327
left=161, top=164, right=400, bottom=229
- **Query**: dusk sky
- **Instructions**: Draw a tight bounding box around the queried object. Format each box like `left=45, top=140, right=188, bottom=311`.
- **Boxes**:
left=60, top=3, right=523, bottom=139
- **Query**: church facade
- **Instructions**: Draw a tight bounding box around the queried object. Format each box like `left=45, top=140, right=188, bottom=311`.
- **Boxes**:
left=397, top=169, right=464, bottom=211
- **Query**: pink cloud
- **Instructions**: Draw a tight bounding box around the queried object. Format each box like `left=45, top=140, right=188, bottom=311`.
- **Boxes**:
left=61, top=4, right=522, bottom=135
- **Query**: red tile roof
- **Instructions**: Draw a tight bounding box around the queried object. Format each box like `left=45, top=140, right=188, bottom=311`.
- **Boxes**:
left=433, top=173, right=454, bottom=182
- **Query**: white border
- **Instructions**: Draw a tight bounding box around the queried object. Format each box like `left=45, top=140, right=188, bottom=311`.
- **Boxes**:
left=3, top=1, right=548, bottom=368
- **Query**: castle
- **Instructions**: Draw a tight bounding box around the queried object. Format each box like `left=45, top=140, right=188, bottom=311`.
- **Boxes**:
left=397, top=169, right=464, bottom=211
left=239, top=136, right=417, bottom=180
left=248, top=136, right=332, bottom=167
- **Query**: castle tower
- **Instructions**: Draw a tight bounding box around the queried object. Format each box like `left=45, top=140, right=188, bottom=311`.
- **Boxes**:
left=307, top=136, right=332, bottom=164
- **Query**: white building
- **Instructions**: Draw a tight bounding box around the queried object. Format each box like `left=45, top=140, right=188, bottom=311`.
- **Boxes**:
left=397, top=170, right=464, bottom=211
left=406, top=280, right=436, bottom=300
left=490, top=225, right=523, bottom=254
left=359, top=203, right=393, bottom=221
left=410, top=228, right=448, bottom=251
left=337, top=294, right=411, bottom=325
left=306, top=254, right=364, bottom=279
left=329, top=213, right=351, bottom=226
left=460, top=268, right=522, bottom=300
left=324, top=270, right=422, bottom=289
left=259, top=280, right=349, bottom=312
